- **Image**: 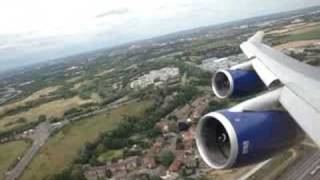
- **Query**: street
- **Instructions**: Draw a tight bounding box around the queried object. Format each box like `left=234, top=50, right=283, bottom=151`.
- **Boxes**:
left=5, top=122, right=50, bottom=180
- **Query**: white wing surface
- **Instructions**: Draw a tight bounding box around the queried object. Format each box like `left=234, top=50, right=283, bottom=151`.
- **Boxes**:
left=240, top=32, right=320, bottom=146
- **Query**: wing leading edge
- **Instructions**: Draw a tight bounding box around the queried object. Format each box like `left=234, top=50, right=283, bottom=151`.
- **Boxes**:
left=241, top=32, right=320, bottom=146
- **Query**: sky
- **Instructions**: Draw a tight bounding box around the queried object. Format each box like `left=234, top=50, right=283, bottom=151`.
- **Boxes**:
left=1, top=0, right=320, bottom=72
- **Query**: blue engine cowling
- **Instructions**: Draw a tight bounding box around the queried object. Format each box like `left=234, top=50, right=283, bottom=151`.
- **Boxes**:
left=212, top=69, right=265, bottom=99
left=196, top=110, right=302, bottom=169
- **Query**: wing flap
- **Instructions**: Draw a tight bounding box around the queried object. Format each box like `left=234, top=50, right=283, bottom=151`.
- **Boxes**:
left=280, top=87, right=320, bottom=146
left=251, top=58, right=279, bottom=87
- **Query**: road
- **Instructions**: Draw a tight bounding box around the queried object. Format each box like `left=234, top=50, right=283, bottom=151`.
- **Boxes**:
left=5, top=122, right=50, bottom=180
left=278, top=146, right=320, bottom=180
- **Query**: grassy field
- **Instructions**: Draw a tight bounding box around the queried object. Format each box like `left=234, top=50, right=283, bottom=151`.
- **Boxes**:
left=0, top=96, right=95, bottom=132
left=0, top=140, right=31, bottom=179
left=97, top=149, right=124, bottom=162
left=20, top=100, right=152, bottom=180
left=0, top=86, right=60, bottom=116
left=285, top=24, right=320, bottom=41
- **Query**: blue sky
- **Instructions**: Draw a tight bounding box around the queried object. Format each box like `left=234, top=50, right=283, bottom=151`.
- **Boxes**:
left=1, top=0, right=320, bottom=72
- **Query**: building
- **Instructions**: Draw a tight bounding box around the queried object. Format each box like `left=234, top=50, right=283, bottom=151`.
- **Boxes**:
left=174, top=104, right=192, bottom=121
left=190, top=95, right=210, bottom=120
left=130, top=67, right=180, bottom=89
left=169, top=158, right=183, bottom=172
left=84, top=156, right=141, bottom=180
left=143, top=155, right=157, bottom=169
left=84, top=166, right=110, bottom=180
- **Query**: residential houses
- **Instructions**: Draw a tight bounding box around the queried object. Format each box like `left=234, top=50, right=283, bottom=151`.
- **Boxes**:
left=84, top=94, right=210, bottom=180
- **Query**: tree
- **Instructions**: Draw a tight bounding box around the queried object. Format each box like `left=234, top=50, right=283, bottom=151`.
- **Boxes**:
left=51, top=165, right=86, bottom=180
left=159, top=150, right=175, bottom=167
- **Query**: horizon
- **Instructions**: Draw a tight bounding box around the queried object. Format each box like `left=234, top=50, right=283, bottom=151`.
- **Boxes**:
left=1, top=0, right=320, bottom=72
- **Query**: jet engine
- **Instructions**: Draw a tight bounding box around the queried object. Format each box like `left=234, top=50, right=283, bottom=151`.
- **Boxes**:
left=196, top=89, right=303, bottom=169
left=212, top=69, right=264, bottom=99
left=196, top=110, right=302, bottom=169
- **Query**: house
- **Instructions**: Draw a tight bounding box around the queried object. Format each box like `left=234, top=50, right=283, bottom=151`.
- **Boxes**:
left=169, top=152, right=184, bottom=172
left=142, top=138, right=165, bottom=169
left=168, top=158, right=183, bottom=172
left=150, top=138, right=165, bottom=154
left=190, top=95, right=210, bottom=120
left=84, top=156, right=141, bottom=180
left=122, top=156, right=141, bottom=170
left=156, top=121, right=170, bottom=133
left=143, top=155, right=157, bottom=169
left=84, top=166, right=109, bottom=180
left=175, top=104, right=192, bottom=120
left=182, top=127, right=196, bottom=150
left=154, top=165, right=167, bottom=177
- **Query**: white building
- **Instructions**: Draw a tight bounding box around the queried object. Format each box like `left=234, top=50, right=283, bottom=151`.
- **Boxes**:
left=130, top=67, right=180, bottom=89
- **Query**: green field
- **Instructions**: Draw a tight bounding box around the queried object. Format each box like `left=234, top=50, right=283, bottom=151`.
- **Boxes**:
left=97, top=149, right=124, bottom=162
left=21, top=100, right=152, bottom=180
left=285, top=25, right=320, bottom=41
left=0, top=140, right=31, bottom=179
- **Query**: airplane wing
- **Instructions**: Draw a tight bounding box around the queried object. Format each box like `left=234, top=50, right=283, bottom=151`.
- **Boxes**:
left=240, top=32, right=320, bottom=146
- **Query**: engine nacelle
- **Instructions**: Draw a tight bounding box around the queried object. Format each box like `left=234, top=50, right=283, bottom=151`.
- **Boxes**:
left=212, top=69, right=264, bottom=99
left=196, top=110, right=302, bottom=169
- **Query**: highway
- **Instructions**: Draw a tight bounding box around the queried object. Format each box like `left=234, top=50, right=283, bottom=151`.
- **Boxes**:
left=278, top=146, right=320, bottom=180
left=5, top=122, right=50, bottom=180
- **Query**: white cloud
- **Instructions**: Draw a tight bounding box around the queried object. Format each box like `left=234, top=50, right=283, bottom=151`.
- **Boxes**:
left=0, top=0, right=320, bottom=71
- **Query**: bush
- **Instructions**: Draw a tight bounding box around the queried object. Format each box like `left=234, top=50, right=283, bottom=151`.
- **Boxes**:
left=64, top=108, right=82, bottom=117
left=159, top=150, right=175, bottom=167
left=17, top=117, right=27, bottom=123
left=38, top=114, right=47, bottom=122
